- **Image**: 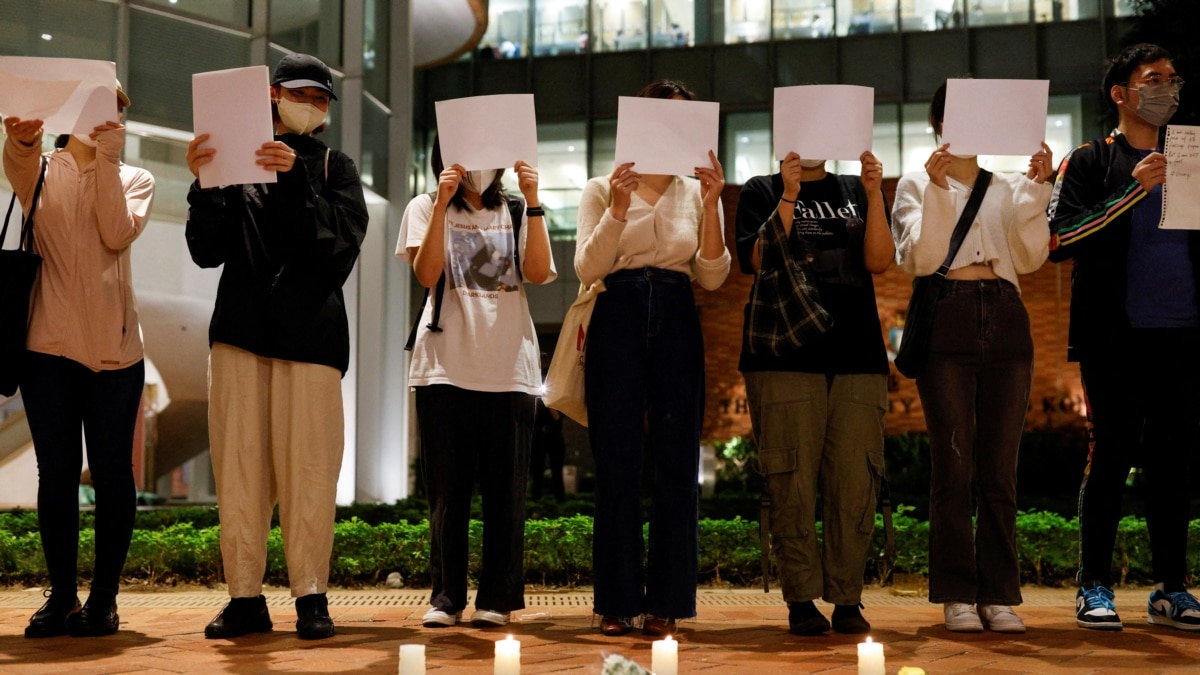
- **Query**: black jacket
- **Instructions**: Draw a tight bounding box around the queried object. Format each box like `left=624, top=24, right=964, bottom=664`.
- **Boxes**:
left=185, top=133, right=368, bottom=374
left=1048, top=131, right=1200, bottom=362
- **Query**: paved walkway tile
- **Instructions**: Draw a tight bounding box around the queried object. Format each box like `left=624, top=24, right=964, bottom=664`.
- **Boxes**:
left=1, top=587, right=1198, bottom=673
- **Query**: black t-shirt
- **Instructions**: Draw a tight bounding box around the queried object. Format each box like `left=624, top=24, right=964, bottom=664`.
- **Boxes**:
left=735, top=172, right=889, bottom=375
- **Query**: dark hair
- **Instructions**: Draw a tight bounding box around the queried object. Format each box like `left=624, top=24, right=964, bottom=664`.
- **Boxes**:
left=1102, top=43, right=1173, bottom=112
left=636, top=79, right=696, bottom=101
left=55, top=134, right=69, bottom=149
left=430, top=134, right=507, bottom=212
left=927, top=75, right=973, bottom=139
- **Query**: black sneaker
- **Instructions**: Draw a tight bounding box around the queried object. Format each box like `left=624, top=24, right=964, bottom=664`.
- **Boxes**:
left=205, top=595, right=273, bottom=639
left=24, top=590, right=81, bottom=638
left=832, top=603, right=871, bottom=634
left=67, top=592, right=119, bottom=637
left=788, top=600, right=831, bottom=635
left=296, top=593, right=335, bottom=640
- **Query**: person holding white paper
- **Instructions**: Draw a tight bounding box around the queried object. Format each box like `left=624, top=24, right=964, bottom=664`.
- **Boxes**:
left=736, top=148, right=892, bottom=636
left=892, top=79, right=1053, bottom=635
left=575, top=79, right=731, bottom=638
left=1048, top=43, right=1200, bottom=633
left=398, top=136, right=554, bottom=631
left=4, top=81, right=154, bottom=639
left=184, top=53, right=368, bottom=641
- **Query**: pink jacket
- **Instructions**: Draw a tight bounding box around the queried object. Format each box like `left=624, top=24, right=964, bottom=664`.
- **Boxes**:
left=3, top=135, right=155, bottom=371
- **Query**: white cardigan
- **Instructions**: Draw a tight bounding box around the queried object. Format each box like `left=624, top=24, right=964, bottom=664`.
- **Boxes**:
left=891, top=170, right=1051, bottom=293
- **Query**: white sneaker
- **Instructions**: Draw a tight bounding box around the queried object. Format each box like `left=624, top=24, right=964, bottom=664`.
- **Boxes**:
left=422, top=607, right=461, bottom=627
left=979, top=604, right=1026, bottom=633
left=943, top=602, right=984, bottom=632
left=470, top=609, right=511, bottom=627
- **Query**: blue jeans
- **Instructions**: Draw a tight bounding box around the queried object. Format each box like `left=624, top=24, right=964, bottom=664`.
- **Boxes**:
left=21, top=352, right=145, bottom=596
left=917, top=279, right=1031, bottom=606
left=586, top=267, right=704, bottom=619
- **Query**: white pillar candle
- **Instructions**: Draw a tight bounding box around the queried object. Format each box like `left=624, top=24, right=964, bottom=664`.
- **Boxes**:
left=494, top=635, right=521, bottom=675
left=398, top=644, right=425, bottom=675
left=652, top=635, right=678, bottom=675
left=857, top=637, right=885, bottom=675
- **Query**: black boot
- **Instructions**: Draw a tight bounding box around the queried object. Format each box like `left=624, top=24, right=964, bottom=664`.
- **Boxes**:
left=295, top=593, right=335, bottom=640
left=204, top=595, right=273, bottom=639
left=67, top=591, right=119, bottom=637
left=832, top=603, right=871, bottom=634
left=24, top=590, right=81, bottom=638
left=788, top=600, right=831, bottom=635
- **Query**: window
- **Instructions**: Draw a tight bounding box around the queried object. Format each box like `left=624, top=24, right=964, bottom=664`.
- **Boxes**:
left=136, top=0, right=251, bottom=27
left=527, top=122, right=588, bottom=236
left=1112, top=0, right=1137, bottom=17
left=483, top=0, right=531, bottom=58
left=900, top=1, right=963, bottom=31
left=364, top=0, right=389, bottom=99
left=837, top=0, right=899, bottom=36
left=590, top=119, right=618, bottom=179
left=726, top=112, right=772, bottom=185
left=832, top=104, right=902, bottom=178
left=723, top=0, right=770, bottom=44
left=535, top=0, right=589, bottom=56
left=269, top=0, right=342, bottom=68
left=594, top=0, right=648, bottom=51
left=651, top=0, right=695, bottom=47
left=774, top=0, right=836, bottom=39
left=964, top=0, right=1032, bottom=26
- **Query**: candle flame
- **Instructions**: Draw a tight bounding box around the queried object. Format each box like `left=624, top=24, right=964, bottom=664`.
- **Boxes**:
left=866, top=636, right=873, bottom=643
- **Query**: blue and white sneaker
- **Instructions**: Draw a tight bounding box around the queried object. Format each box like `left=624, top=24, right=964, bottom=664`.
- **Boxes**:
left=1148, top=589, right=1200, bottom=632
left=1076, top=582, right=1122, bottom=630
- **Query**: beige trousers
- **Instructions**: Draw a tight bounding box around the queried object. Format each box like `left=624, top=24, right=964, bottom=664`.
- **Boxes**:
left=208, top=342, right=344, bottom=598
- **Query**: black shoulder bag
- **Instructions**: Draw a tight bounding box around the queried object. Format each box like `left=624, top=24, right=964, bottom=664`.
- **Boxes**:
left=893, top=169, right=992, bottom=379
left=404, top=194, right=525, bottom=351
left=0, top=156, right=49, bottom=397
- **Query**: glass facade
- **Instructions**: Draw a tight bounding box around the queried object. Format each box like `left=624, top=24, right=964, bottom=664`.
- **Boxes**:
left=483, top=0, right=530, bottom=57
left=726, top=112, right=772, bottom=185
left=268, top=0, right=343, bottom=67
left=594, top=0, right=648, bottom=51
left=774, top=0, right=835, bottom=39
left=722, top=0, right=770, bottom=44
left=536, top=0, right=589, bottom=56
left=137, top=0, right=252, bottom=27
left=652, top=0, right=695, bottom=47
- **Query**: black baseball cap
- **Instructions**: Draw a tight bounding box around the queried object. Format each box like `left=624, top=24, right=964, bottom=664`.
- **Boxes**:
left=271, top=53, right=338, bottom=100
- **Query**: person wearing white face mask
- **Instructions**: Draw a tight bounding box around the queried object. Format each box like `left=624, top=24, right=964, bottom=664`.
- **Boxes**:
left=184, top=53, right=368, bottom=641
left=5, top=80, right=153, bottom=639
left=1049, top=43, right=1200, bottom=634
left=892, top=78, right=1054, bottom=635
left=397, top=136, right=554, bottom=630
left=735, top=146, right=893, bottom=637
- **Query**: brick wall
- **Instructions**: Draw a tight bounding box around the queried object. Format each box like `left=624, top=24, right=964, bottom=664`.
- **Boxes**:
left=700, top=180, right=1087, bottom=444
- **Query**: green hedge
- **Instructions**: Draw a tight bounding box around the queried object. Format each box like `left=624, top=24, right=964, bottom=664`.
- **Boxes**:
left=2, top=510, right=1199, bottom=589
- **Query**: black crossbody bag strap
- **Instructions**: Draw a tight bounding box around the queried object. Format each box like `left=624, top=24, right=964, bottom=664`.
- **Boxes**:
left=3, top=156, right=48, bottom=252
left=935, top=169, right=992, bottom=277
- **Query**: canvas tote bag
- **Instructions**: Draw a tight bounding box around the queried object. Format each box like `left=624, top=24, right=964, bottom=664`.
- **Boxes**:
left=543, top=279, right=605, bottom=426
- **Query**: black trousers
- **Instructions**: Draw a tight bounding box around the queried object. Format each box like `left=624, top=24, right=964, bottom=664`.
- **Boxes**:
left=416, top=384, right=534, bottom=613
left=1077, top=328, right=1200, bottom=590
left=20, top=352, right=144, bottom=596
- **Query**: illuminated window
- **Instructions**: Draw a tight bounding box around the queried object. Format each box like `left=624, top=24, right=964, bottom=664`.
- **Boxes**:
left=594, top=0, right=649, bottom=52
left=723, top=0, right=770, bottom=44
left=482, top=0, right=531, bottom=59
left=774, top=0, right=836, bottom=40
left=726, top=112, right=772, bottom=185
left=534, top=0, right=589, bottom=57
left=651, top=0, right=695, bottom=47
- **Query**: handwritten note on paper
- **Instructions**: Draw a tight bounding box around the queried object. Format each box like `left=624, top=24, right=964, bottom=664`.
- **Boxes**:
left=614, top=97, right=720, bottom=176
left=1159, top=125, right=1200, bottom=231
left=436, top=94, right=538, bottom=170
left=192, top=66, right=275, bottom=188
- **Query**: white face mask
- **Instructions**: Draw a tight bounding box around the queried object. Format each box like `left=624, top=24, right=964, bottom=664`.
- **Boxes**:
left=462, top=169, right=498, bottom=194
left=800, top=158, right=826, bottom=168
left=72, top=133, right=98, bottom=148
left=276, top=97, right=327, bottom=136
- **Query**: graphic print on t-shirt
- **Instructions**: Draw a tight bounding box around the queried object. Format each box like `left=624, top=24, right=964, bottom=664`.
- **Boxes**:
left=791, top=186, right=867, bottom=287
left=447, top=217, right=520, bottom=295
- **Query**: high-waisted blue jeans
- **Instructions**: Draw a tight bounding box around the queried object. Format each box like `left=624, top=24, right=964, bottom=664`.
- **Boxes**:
left=917, top=279, right=1031, bottom=606
left=586, top=267, right=704, bottom=619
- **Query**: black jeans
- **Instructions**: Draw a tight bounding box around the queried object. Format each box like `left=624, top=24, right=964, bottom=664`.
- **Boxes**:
left=1077, top=328, right=1200, bottom=590
left=416, top=384, right=534, bottom=614
left=20, top=352, right=144, bottom=596
left=916, top=280, right=1031, bottom=606
left=585, top=267, right=704, bottom=619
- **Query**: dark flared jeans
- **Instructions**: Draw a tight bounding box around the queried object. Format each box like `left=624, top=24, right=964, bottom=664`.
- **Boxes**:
left=586, top=267, right=704, bottom=619
left=20, top=351, right=145, bottom=597
left=1077, top=328, right=1200, bottom=590
left=916, top=280, right=1030, bottom=606
left=416, top=384, right=534, bottom=614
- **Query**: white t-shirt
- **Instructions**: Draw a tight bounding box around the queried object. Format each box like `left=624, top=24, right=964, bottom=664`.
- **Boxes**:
left=396, top=193, right=556, bottom=394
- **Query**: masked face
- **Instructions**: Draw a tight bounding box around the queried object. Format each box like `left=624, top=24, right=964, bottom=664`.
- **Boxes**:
left=276, top=96, right=327, bottom=135
left=462, top=169, right=498, bottom=194
left=800, top=158, right=826, bottom=168
left=1128, top=80, right=1180, bottom=127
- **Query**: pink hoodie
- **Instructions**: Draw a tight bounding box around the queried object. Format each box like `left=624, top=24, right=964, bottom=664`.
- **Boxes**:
left=3, top=133, right=154, bottom=371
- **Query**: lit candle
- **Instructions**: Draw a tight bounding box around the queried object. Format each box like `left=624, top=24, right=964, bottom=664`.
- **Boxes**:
left=652, top=635, right=678, bottom=675
left=398, top=644, right=425, bottom=675
left=494, top=634, right=521, bottom=675
left=857, top=637, right=884, bottom=675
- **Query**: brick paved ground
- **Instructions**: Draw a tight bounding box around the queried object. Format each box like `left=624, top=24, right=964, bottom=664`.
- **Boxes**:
left=1, top=586, right=1198, bottom=673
